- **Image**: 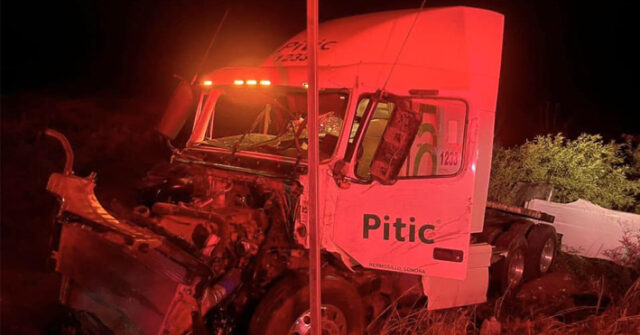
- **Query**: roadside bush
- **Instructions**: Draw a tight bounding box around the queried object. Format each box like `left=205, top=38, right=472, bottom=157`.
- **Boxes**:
left=603, top=230, right=640, bottom=272
left=489, top=134, right=640, bottom=213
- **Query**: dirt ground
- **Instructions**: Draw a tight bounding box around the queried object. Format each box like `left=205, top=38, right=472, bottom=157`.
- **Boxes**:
left=2, top=93, right=638, bottom=334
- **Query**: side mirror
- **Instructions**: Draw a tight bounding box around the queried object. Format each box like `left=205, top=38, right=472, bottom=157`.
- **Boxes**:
left=370, top=100, right=422, bottom=185
left=156, top=79, right=195, bottom=140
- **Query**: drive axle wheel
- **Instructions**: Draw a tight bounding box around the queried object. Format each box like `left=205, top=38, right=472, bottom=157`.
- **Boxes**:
left=493, top=235, right=528, bottom=293
left=249, top=274, right=364, bottom=335
left=524, top=224, right=558, bottom=281
left=507, top=247, right=525, bottom=288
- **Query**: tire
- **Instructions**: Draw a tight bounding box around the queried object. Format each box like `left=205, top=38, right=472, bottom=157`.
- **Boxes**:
left=524, top=224, right=558, bottom=281
left=248, top=274, right=365, bottom=335
left=493, top=235, right=528, bottom=294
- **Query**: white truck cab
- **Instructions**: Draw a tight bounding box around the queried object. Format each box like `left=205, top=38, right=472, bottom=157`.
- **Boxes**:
left=179, top=6, right=504, bottom=307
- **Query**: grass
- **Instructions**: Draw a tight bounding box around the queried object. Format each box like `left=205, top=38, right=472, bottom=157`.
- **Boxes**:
left=378, top=304, right=477, bottom=334
left=373, top=261, right=640, bottom=335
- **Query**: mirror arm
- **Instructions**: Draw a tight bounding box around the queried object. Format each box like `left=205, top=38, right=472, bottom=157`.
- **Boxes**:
left=331, top=160, right=352, bottom=189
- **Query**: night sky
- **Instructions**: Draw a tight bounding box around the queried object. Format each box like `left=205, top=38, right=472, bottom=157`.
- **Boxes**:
left=2, top=0, right=638, bottom=145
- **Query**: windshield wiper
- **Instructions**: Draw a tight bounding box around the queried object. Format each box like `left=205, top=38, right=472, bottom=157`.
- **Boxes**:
left=228, top=94, right=298, bottom=157
left=228, top=108, right=269, bottom=158
left=243, top=119, right=297, bottom=151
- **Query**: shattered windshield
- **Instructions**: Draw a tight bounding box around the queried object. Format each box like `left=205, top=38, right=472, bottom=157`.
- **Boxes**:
left=201, top=88, right=348, bottom=160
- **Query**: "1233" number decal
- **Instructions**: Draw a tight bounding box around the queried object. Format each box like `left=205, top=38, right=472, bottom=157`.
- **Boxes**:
left=440, top=151, right=460, bottom=166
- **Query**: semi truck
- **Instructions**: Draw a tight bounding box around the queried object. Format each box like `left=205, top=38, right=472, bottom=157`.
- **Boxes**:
left=45, top=7, right=559, bottom=335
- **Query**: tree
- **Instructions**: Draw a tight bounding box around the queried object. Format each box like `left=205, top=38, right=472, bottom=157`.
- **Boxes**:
left=489, top=134, right=640, bottom=213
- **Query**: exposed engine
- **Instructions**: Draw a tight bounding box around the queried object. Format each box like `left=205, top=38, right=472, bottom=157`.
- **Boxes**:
left=48, top=161, right=304, bottom=335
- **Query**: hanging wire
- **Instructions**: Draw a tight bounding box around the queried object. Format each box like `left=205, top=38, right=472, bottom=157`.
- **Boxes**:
left=381, top=0, right=428, bottom=91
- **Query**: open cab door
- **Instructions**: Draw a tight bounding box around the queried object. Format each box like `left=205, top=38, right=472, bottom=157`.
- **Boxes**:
left=328, top=94, right=476, bottom=281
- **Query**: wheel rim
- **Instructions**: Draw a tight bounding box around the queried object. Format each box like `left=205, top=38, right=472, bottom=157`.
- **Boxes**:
left=289, top=304, right=347, bottom=335
left=539, top=238, right=555, bottom=273
left=507, top=250, right=525, bottom=288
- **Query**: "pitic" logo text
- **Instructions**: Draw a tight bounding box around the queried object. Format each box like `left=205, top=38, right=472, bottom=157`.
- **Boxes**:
left=363, top=214, right=434, bottom=244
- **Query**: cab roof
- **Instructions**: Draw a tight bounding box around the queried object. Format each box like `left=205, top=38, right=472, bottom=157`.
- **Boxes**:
left=203, top=6, right=503, bottom=101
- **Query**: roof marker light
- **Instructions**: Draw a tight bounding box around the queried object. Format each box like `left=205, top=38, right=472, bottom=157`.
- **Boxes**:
left=259, top=79, right=271, bottom=86
left=203, top=80, right=213, bottom=86
left=246, top=79, right=258, bottom=86
left=233, top=79, right=244, bottom=85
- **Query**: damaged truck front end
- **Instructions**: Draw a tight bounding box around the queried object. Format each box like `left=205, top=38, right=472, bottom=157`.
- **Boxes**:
left=46, top=130, right=306, bottom=335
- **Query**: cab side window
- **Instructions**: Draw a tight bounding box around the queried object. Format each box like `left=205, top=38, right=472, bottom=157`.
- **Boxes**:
left=399, top=99, right=467, bottom=177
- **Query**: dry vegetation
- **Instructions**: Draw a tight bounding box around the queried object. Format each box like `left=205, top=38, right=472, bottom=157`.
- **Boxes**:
left=375, top=253, right=640, bottom=335
left=376, top=284, right=639, bottom=334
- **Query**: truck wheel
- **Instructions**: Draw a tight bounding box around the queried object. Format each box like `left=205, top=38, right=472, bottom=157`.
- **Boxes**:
left=493, top=235, right=527, bottom=294
left=248, top=274, right=365, bottom=335
left=524, top=224, right=557, bottom=281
